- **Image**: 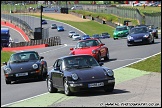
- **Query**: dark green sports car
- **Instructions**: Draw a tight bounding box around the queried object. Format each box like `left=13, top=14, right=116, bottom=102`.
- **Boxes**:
left=113, top=26, right=129, bottom=40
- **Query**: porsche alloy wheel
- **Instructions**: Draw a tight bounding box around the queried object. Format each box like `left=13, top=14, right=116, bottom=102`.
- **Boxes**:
left=64, top=78, right=72, bottom=96
left=47, top=76, right=58, bottom=93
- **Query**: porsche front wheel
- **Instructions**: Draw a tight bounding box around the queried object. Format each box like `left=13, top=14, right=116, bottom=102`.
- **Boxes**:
left=64, top=78, right=72, bottom=96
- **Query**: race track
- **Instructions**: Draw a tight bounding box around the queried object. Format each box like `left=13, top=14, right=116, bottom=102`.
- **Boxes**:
left=1, top=15, right=161, bottom=107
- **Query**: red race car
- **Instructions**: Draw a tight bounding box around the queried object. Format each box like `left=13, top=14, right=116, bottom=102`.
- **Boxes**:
left=69, top=39, right=109, bottom=62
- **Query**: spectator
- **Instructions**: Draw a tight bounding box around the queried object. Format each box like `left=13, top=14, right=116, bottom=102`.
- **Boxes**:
left=143, top=4, right=145, bottom=9
left=133, top=2, right=134, bottom=7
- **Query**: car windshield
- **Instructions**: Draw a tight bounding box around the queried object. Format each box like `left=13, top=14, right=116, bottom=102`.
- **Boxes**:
left=76, top=40, right=99, bottom=48
left=63, top=56, right=99, bottom=70
left=116, top=27, right=128, bottom=31
left=74, top=34, right=79, bottom=36
left=70, top=31, right=75, bottom=33
left=10, top=52, right=39, bottom=63
left=130, top=27, right=148, bottom=34
left=102, top=33, right=109, bottom=35
left=52, top=24, right=56, bottom=26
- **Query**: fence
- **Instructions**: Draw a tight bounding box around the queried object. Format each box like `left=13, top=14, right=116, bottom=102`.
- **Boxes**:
left=1, top=13, right=34, bottom=39
left=78, top=4, right=161, bottom=28
left=143, top=12, right=161, bottom=29
left=10, top=36, right=61, bottom=47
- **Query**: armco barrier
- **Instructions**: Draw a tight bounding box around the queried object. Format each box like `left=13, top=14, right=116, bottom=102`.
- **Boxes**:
left=1, top=21, right=30, bottom=42
left=2, top=44, right=48, bottom=51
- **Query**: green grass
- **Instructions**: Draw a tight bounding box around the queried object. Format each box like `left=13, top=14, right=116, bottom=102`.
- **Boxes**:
left=70, top=10, right=139, bottom=26
left=1, top=51, right=14, bottom=65
left=128, top=53, right=161, bottom=73
left=28, top=14, right=115, bottom=36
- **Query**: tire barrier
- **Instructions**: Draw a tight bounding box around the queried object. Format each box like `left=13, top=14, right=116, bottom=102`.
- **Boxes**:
left=9, top=36, right=61, bottom=48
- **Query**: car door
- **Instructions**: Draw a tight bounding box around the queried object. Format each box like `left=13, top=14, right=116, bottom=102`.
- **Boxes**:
left=96, top=39, right=107, bottom=57
left=52, top=59, right=64, bottom=88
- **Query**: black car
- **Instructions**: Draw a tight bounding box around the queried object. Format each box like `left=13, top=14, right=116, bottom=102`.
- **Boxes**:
left=47, top=55, right=115, bottom=96
left=127, top=26, right=154, bottom=46
left=147, top=25, right=158, bottom=39
left=91, top=34, right=100, bottom=39
left=100, top=32, right=110, bottom=39
left=3, top=51, right=48, bottom=84
left=51, top=24, right=57, bottom=29
left=135, top=25, right=158, bottom=39
left=42, top=19, right=47, bottom=24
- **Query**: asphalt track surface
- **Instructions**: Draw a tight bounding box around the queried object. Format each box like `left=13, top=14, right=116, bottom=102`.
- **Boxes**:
left=1, top=15, right=161, bottom=107
left=1, top=26, right=26, bottom=43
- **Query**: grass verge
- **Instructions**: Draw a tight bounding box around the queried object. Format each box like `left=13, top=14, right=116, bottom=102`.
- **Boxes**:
left=127, top=53, right=161, bottom=73
left=1, top=51, right=14, bottom=65
left=28, top=14, right=115, bottom=36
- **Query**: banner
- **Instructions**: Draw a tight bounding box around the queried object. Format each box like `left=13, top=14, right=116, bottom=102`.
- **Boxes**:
left=43, top=8, right=60, bottom=13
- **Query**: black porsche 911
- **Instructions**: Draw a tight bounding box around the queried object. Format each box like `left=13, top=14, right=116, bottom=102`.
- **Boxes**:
left=3, top=51, right=48, bottom=84
left=47, top=55, right=115, bottom=96
left=127, top=26, right=154, bottom=46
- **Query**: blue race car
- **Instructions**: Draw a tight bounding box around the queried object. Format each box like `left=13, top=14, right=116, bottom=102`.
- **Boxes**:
left=127, top=26, right=154, bottom=46
left=42, top=20, right=47, bottom=24
left=57, top=26, right=64, bottom=31
left=81, top=34, right=91, bottom=40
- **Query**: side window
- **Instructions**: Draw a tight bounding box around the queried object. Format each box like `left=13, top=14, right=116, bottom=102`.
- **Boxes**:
left=53, top=59, right=63, bottom=70
left=53, top=60, right=58, bottom=68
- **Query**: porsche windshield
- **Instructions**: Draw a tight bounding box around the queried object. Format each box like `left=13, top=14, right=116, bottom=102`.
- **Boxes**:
left=116, top=27, right=128, bottom=31
left=10, top=52, right=39, bottom=62
left=130, top=27, right=148, bottom=34
left=76, top=40, right=99, bottom=48
left=63, top=56, right=99, bottom=70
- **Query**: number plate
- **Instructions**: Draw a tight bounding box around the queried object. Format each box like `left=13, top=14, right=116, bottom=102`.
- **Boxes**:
left=16, top=73, right=28, bottom=77
left=134, top=39, right=142, bottom=42
left=88, top=82, right=104, bottom=88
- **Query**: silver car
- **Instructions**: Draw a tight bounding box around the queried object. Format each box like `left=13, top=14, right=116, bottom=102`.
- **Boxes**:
left=72, top=34, right=81, bottom=41
left=69, top=31, right=76, bottom=38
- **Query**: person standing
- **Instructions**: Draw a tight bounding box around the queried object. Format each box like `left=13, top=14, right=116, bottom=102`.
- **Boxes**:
left=143, top=4, right=145, bottom=9
left=132, top=2, right=134, bottom=7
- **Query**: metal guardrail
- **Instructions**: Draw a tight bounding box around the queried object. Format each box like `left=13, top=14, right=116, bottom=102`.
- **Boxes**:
left=1, top=13, right=34, bottom=39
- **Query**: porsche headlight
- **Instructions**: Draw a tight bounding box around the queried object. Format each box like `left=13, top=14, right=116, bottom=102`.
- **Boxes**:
left=32, top=64, right=38, bottom=69
left=127, top=35, right=133, bottom=40
left=143, top=35, right=149, bottom=38
left=92, top=50, right=97, bottom=54
left=106, top=69, right=114, bottom=76
left=4, top=67, right=11, bottom=73
left=71, top=73, right=78, bottom=80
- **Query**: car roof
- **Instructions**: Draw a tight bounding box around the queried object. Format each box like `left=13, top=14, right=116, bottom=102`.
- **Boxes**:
left=11, top=51, right=38, bottom=55
left=73, top=33, right=79, bottom=35
left=69, top=31, right=75, bottom=32
left=132, top=26, right=147, bottom=29
left=58, top=54, right=92, bottom=60
left=79, top=38, right=98, bottom=42
left=116, top=26, right=127, bottom=28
